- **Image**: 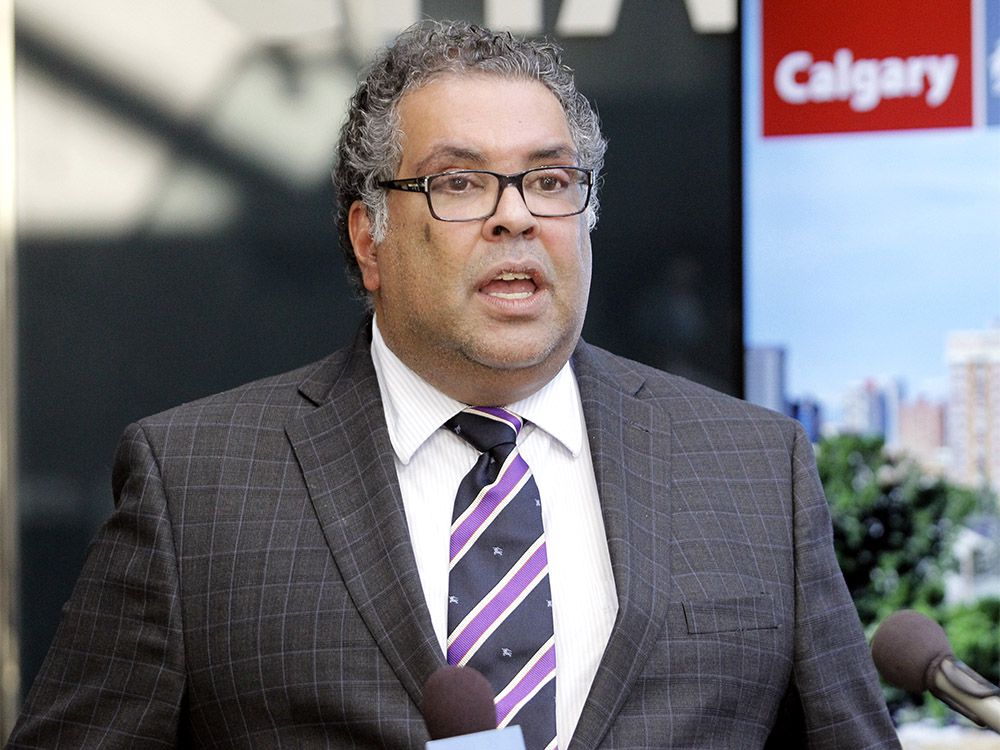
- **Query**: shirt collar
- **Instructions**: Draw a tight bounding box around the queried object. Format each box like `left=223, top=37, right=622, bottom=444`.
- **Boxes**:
left=370, top=316, right=583, bottom=464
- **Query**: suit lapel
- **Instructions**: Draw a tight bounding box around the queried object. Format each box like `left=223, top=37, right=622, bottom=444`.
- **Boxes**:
left=285, top=325, right=444, bottom=713
left=283, top=331, right=673, bottom=741
left=568, top=343, right=674, bottom=750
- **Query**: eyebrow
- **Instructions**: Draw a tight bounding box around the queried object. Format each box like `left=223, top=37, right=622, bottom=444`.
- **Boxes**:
left=529, top=145, right=579, bottom=164
left=411, top=146, right=486, bottom=176
left=409, top=144, right=579, bottom=176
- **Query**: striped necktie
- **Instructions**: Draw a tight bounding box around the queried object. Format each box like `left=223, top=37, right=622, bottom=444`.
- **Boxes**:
left=445, top=406, right=558, bottom=750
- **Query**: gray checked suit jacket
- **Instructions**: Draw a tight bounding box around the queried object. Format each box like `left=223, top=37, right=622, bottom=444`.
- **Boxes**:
left=8, top=324, right=900, bottom=749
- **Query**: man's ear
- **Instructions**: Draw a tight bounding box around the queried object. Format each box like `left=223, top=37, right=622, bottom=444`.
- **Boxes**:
left=349, top=200, right=380, bottom=292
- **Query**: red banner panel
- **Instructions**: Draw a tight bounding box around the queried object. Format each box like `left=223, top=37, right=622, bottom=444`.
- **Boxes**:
left=762, top=0, right=973, bottom=136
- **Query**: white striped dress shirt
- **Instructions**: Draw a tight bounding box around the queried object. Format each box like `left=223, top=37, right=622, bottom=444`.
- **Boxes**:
left=369, top=318, right=618, bottom=746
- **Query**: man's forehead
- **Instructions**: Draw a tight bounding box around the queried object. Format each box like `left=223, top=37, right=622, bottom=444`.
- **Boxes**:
left=395, top=74, right=576, bottom=172
left=409, top=144, right=578, bottom=176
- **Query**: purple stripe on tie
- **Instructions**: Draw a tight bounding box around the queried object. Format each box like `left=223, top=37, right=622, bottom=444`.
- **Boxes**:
left=450, top=454, right=529, bottom=561
left=448, top=542, right=548, bottom=664
left=496, top=642, right=557, bottom=725
left=470, top=406, right=522, bottom=433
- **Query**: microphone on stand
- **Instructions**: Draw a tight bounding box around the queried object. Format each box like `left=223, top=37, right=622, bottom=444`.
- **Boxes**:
left=871, top=609, right=1000, bottom=733
left=422, top=666, right=527, bottom=749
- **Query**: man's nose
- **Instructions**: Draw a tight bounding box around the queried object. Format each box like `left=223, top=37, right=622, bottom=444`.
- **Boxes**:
left=484, top=184, right=539, bottom=238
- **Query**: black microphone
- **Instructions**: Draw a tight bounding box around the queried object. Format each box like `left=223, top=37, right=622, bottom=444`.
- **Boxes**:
left=871, top=609, right=1000, bottom=733
left=422, top=666, right=526, bottom=749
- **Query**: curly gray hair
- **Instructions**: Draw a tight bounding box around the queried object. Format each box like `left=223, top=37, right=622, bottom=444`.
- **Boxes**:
left=333, top=19, right=607, bottom=297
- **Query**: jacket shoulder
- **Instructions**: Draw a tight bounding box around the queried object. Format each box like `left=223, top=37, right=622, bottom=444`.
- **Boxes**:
left=140, top=355, right=336, bottom=429
left=136, top=329, right=368, bottom=430
left=111, top=344, right=360, bottom=497
left=574, top=341, right=800, bottom=435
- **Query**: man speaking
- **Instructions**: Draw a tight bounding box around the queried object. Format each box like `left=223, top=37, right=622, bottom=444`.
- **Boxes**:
left=7, top=19, right=900, bottom=749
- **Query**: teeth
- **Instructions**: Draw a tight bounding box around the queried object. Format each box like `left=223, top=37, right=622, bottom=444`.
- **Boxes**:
left=489, top=291, right=532, bottom=300
left=487, top=271, right=534, bottom=299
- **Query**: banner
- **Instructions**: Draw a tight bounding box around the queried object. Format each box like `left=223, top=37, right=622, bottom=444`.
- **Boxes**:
left=762, top=0, right=974, bottom=136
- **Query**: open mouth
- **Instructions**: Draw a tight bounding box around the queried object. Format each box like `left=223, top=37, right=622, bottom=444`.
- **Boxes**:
left=480, top=271, right=538, bottom=300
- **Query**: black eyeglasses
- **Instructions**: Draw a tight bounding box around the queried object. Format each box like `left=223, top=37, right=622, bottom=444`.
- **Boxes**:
left=378, top=166, right=593, bottom=222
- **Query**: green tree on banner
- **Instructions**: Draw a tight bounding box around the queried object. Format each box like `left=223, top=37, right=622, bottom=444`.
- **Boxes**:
left=816, top=433, right=999, bottom=720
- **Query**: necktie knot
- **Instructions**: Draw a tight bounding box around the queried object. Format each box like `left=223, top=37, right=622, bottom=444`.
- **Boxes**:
left=445, top=406, right=522, bottom=454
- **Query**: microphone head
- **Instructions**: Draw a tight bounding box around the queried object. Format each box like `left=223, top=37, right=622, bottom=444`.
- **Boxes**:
left=422, top=666, right=497, bottom=740
left=871, top=609, right=954, bottom=693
